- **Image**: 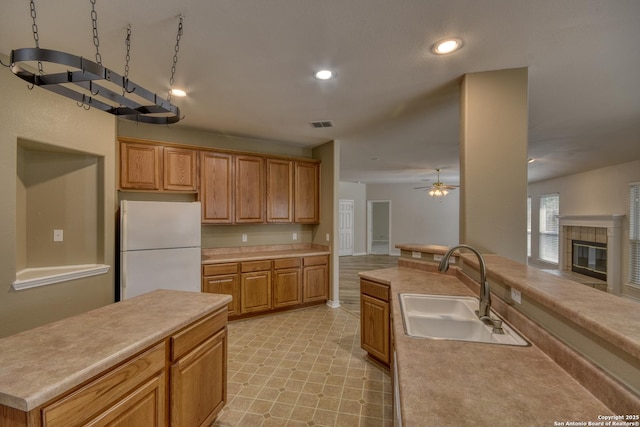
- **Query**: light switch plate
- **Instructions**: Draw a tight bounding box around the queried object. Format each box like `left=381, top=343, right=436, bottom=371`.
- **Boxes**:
left=53, top=229, right=63, bottom=242
left=242, top=234, right=247, bottom=243
left=292, top=232, right=298, bottom=241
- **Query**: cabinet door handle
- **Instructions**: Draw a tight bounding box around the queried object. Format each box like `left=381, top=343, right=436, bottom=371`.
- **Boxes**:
left=209, top=278, right=233, bottom=284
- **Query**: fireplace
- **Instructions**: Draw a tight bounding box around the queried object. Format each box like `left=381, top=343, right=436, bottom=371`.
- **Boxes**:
left=558, top=215, right=624, bottom=295
left=571, top=240, right=607, bottom=281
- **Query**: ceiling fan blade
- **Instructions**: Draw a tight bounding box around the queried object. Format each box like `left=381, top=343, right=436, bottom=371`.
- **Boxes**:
left=413, top=186, right=431, bottom=190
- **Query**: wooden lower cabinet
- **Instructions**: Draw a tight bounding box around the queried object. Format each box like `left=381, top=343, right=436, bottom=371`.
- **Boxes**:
left=170, top=329, right=227, bottom=427
left=42, top=343, right=166, bottom=427
left=273, top=268, right=302, bottom=308
left=202, top=254, right=329, bottom=318
left=303, top=255, right=329, bottom=303
left=241, top=270, right=272, bottom=313
left=360, top=279, right=391, bottom=367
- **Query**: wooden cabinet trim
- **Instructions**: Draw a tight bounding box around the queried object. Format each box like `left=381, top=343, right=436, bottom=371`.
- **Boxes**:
left=273, top=257, right=301, bottom=269
left=171, top=308, right=227, bottom=361
left=303, top=255, right=328, bottom=267
left=361, top=279, right=390, bottom=302
left=203, top=263, right=239, bottom=276
left=241, top=260, right=272, bottom=273
left=41, top=342, right=166, bottom=427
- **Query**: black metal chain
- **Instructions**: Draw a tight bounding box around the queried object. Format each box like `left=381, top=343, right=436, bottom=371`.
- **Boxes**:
left=167, top=15, right=183, bottom=102
left=29, top=0, right=44, bottom=74
left=122, top=25, right=131, bottom=95
left=90, top=0, right=102, bottom=65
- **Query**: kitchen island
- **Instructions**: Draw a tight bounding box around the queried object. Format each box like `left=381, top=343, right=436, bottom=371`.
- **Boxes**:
left=361, top=244, right=640, bottom=425
left=0, top=289, right=231, bottom=427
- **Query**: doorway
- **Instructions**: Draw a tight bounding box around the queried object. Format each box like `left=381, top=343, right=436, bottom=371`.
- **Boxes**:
left=367, top=200, right=390, bottom=255
left=339, top=199, right=354, bottom=256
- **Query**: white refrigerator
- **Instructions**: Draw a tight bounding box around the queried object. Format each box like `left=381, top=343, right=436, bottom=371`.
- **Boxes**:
left=119, top=200, right=201, bottom=300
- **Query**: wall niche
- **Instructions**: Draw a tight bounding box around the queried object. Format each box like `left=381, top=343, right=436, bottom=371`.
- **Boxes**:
left=15, top=139, right=109, bottom=290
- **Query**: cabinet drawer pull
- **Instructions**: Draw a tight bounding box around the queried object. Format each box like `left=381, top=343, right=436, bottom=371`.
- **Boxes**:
left=209, top=278, right=233, bottom=284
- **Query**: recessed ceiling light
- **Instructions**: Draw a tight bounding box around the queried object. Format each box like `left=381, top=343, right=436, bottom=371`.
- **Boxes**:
left=170, top=88, right=187, bottom=97
left=315, top=70, right=335, bottom=80
left=432, top=38, right=463, bottom=55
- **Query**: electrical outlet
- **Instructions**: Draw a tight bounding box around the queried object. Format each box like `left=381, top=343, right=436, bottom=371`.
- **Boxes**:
left=292, top=232, right=298, bottom=241
left=511, top=288, right=522, bottom=304
left=433, top=254, right=442, bottom=261
left=242, top=234, right=247, bottom=243
left=53, top=229, right=63, bottom=242
left=412, top=251, right=422, bottom=259
left=326, top=233, right=330, bottom=241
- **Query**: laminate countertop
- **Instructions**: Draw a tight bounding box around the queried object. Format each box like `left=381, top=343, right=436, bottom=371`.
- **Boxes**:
left=0, top=290, right=231, bottom=412
left=359, top=267, right=615, bottom=426
left=202, top=244, right=330, bottom=264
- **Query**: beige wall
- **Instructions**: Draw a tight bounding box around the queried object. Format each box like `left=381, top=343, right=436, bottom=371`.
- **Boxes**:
left=528, top=159, right=640, bottom=301
left=366, top=183, right=459, bottom=255
left=0, top=62, right=116, bottom=338
left=460, top=68, right=528, bottom=262
left=312, top=141, right=339, bottom=303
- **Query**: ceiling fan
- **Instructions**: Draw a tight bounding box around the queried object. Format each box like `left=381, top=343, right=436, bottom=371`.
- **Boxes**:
left=414, top=169, right=459, bottom=197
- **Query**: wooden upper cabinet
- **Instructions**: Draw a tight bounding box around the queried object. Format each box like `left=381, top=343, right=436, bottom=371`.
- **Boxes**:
left=120, top=141, right=197, bottom=192
left=266, top=158, right=293, bottom=223
left=120, top=141, right=162, bottom=190
left=294, top=161, right=320, bottom=224
left=200, top=151, right=234, bottom=223
left=163, top=147, right=197, bottom=191
left=235, top=155, right=265, bottom=223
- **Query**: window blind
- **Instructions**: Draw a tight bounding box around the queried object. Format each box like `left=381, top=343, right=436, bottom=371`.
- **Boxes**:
left=630, top=184, right=640, bottom=285
left=539, top=194, right=559, bottom=264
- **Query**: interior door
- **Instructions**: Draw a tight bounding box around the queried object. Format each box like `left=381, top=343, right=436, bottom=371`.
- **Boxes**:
left=339, top=199, right=354, bottom=256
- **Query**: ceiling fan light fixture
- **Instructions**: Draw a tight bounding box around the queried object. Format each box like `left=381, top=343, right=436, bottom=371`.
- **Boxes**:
left=432, top=38, right=463, bottom=55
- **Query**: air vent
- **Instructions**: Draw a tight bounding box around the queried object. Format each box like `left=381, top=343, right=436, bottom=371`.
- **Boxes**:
left=309, top=120, right=334, bottom=128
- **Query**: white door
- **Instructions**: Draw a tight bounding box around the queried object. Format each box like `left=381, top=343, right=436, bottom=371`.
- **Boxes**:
left=339, top=200, right=354, bottom=256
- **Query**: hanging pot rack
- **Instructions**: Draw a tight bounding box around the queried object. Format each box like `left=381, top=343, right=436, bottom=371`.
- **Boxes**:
left=10, top=47, right=181, bottom=124
left=4, top=0, right=184, bottom=125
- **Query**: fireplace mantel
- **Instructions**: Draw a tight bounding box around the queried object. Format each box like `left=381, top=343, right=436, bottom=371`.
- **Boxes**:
left=558, top=214, right=625, bottom=228
left=557, top=214, right=625, bottom=295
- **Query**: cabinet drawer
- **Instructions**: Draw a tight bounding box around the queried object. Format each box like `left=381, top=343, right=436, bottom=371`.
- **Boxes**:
left=42, top=342, right=166, bottom=427
left=203, top=263, right=239, bottom=276
left=241, top=260, right=272, bottom=273
left=171, top=307, right=227, bottom=361
left=361, top=279, right=389, bottom=302
left=274, top=257, right=301, bottom=269
left=303, top=255, right=328, bottom=267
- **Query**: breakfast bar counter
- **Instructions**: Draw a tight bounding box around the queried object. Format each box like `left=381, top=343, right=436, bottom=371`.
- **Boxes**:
left=360, top=266, right=622, bottom=426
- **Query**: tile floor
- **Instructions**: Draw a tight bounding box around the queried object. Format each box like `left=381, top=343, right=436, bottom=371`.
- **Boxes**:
left=213, top=305, right=393, bottom=426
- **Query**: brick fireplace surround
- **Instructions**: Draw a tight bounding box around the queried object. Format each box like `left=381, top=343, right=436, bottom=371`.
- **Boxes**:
left=558, top=215, right=624, bottom=295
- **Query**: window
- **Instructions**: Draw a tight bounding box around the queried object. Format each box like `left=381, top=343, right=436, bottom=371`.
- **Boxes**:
left=527, top=196, right=532, bottom=258
left=539, top=194, right=559, bottom=264
left=630, top=183, right=640, bottom=285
